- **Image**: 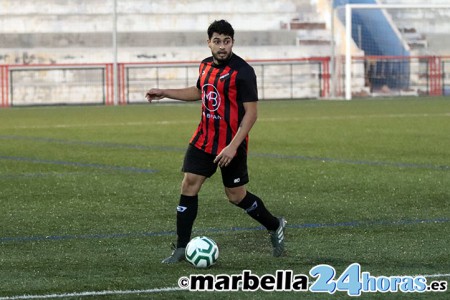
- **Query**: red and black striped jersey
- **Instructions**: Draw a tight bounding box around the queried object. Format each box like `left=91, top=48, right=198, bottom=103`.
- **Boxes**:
left=190, top=53, right=258, bottom=156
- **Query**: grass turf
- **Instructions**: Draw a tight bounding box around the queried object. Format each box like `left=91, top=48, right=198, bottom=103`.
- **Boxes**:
left=0, top=98, right=449, bottom=299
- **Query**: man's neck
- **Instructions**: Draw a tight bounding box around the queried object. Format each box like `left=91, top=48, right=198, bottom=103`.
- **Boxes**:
left=213, top=53, right=233, bottom=66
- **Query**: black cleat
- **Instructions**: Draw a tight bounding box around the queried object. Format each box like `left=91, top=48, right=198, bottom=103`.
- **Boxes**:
left=161, top=243, right=186, bottom=264
left=269, top=217, right=286, bottom=257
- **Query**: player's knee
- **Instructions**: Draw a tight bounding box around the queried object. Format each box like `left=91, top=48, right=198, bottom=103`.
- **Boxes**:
left=181, top=173, right=204, bottom=196
left=225, top=186, right=246, bottom=204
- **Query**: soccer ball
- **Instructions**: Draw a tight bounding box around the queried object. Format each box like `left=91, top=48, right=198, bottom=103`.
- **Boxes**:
left=185, top=236, right=219, bottom=268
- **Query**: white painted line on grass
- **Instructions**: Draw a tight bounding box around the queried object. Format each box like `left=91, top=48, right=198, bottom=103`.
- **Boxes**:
left=0, top=287, right=184, bottom=300
left=3, top=112, right=449, bottom=130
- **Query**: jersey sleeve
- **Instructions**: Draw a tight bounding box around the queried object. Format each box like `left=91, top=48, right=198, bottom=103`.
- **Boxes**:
left=236, top=65, right=258, bottom=102
left=196, top=62, right=204, bottom=90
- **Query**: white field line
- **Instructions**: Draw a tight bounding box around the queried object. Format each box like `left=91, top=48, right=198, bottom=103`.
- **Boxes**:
left=2, top=120, right=197, bottom=130
left=259, top=112, right=450, bottom=122
left=2, top=113, right=449, bottom=130
left=0, top=287, right=184, bottom=300
left=0, top=273, right=448, bottom=299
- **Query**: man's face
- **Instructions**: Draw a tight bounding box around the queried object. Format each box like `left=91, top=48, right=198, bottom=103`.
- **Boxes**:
left=208, top=33, right=234, bottom=65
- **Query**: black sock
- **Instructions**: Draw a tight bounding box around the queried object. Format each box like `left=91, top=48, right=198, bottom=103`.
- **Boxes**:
left=176, top=194, right=198, bottom=248
left=236, top=192, right=279, bottom=231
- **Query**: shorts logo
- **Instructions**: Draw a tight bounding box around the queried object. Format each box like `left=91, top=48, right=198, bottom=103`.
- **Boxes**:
left=233, top=178, right=241, bottom=184
left=202, top=84, right=221, bottom=112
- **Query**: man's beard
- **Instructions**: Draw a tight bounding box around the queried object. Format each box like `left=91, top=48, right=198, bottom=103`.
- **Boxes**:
left=213, top=51, right=232, bottom=64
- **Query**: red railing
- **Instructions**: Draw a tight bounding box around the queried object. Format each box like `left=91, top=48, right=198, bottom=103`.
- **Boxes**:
left=0, top=58, right=331, bottom=106
left=351, top=55, right=450, bottom=97
left=0, top=63, right=115, bottom=107
left=2, top=55, right=448, bottom=107
left=117, top=57, right=331, bottom=104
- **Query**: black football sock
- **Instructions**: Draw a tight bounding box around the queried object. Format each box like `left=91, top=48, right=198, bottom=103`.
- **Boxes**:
left=176, top=194, right=198, bottom=248
left=236, top=192, right=279, bottom=231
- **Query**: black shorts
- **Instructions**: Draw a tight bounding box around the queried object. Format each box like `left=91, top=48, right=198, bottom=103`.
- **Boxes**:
left=182, top=144, right=249, bottom=188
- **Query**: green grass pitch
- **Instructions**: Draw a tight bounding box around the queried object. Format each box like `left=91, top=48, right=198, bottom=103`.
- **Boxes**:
left=0, top=98, right=449, bottom=299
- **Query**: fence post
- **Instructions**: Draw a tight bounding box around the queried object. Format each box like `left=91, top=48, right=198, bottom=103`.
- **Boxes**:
left=1, top=65, right=9, bottom=108
left=429, top=56, right=442, bottom=96
left=118, top=63, right=127, bottom=105
left=321, top=58, right=330, bottom=98
left=105, top=64, right=115, bottom=105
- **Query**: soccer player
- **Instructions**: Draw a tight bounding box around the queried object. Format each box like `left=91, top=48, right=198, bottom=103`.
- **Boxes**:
left=145, top=20, right=286, bottom=263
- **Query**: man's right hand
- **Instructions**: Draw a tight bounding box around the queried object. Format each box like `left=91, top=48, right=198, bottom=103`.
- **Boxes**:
left=145, top=89, right=165, bottom=103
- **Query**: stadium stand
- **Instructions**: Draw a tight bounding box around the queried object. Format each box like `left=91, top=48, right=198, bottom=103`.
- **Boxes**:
left=1, top=0, right=448, bottom=103
left=2, top=0, right=449, bottom=63
left=0, top=0, right=334, bottom=65
left=379, top=0, right=450, bottom=55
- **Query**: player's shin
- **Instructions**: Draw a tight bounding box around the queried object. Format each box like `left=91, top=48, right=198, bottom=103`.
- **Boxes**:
left=235, top=192, right=279, bottom=231
left=176, top=194, right=199, bottom=248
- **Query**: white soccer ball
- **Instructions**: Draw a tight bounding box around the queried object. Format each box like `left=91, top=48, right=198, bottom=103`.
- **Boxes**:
left=185, top=236, right=219, bottom=268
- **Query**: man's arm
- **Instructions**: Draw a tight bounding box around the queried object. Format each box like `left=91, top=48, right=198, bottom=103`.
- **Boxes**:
left=146, top=86, right=201, bottom=102
left=214, top=101, right=258, bottom=167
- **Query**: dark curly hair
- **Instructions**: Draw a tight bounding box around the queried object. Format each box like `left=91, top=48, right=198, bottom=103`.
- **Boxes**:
left=207, top=20, right=234, bottom=40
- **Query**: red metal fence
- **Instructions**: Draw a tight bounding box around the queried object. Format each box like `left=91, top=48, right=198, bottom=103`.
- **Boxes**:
left=1, top=55, right=449, bottom=107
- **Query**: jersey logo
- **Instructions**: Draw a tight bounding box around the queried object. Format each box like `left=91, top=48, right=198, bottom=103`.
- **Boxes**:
left=202, top=83, right=221, bottom=112
left=220, top=73, right=230, bottom=81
